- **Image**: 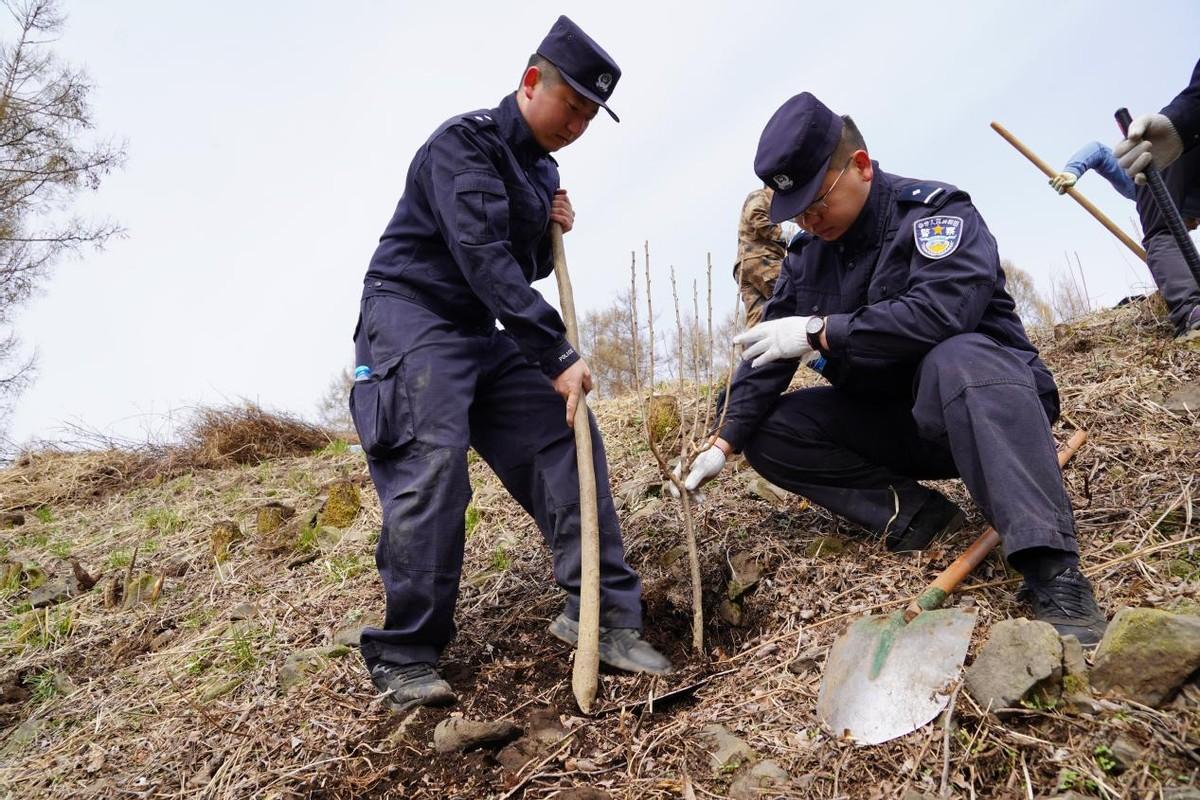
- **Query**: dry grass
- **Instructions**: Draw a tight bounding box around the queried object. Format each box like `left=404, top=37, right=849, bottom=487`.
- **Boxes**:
left=0, top=404, right=334, bottom=511
left=0, top=301, right=1197, bottom=798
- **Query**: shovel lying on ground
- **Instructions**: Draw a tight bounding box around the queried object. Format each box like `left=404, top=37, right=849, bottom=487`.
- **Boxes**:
left=816, top=429, right=1088, bottom=745
left=550, top=222, right=601, bottom=715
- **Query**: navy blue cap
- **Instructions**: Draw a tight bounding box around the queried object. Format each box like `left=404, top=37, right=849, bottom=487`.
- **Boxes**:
left=754, top=93, right=844, bottom=223
left=536, top=15, right=621, bottom=122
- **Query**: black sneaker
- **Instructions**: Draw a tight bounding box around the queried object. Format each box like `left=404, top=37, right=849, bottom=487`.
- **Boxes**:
left=887, top=491, right=966, bottom=552
left=1017, top=566, right=1108, bottom=647
left=370, top=662, right=457, bottom=712
left=549, top=614, right=674, bottom=675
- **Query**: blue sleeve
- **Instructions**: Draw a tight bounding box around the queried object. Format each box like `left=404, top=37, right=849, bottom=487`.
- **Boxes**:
left=718, top=263, right=800, bottom=452
left=421, top=126, right=579, bottom=377
left=1064, top=141, right=1136, bottom=200
left=1162, top=57, right=1200, bottom=154
left=823, top=196, right=998, bottom=365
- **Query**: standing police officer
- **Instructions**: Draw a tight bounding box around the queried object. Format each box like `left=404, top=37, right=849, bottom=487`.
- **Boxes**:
left=682, top=93, right=1108, bottom=645
left=1115, top=56, right=1200, bottom=336
left=351, top=16, right=671, bottom=713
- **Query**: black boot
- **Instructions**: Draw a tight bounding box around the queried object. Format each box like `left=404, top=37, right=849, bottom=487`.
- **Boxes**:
left=370, top=662, right=457, bottom=712
left=1016, top=564, right=1108, bottom=647
left=887, top=490, right=965, bottom=552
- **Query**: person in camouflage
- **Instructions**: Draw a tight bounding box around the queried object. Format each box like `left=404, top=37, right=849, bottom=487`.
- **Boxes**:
left=734, top=186, right=789, bottom=326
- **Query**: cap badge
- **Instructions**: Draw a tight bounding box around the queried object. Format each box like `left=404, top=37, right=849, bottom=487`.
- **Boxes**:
left=596, top=72, right=613, bottom=93
left=913, top=215, right=964, bottom=260
left=773, top=174, right=794, bottom=191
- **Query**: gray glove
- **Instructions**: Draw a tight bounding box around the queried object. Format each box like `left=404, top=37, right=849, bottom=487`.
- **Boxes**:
left=1049, top=172, right=1077, bottom=194
left=1114, top=113, right=1183, bottom=184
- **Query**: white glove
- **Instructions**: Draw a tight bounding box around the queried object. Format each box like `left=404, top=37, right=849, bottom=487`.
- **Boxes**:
left=668, top=446, right=726, bottom=501
left=734, top=316, right=814, bottom=368
left=1114, top=113, right=1183, bottom=183
left=1049, top=172, right=1077, bottom=194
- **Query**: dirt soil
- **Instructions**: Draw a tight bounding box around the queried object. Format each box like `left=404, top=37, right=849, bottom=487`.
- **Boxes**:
left=1, top=300, right=1198, bottom=799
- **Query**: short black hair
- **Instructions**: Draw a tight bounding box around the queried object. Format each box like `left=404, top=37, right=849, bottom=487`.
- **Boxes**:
left=521, top=54, right=562, bottom=88
left=831, top=114, right=867, bottom=162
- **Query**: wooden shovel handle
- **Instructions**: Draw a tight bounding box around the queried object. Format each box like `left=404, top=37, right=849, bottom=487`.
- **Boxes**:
left=904, top=429, right=1087, bottom=621
left=551, top=223, right=601, bottom=714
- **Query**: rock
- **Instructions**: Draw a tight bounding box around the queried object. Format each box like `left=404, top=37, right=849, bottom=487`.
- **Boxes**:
left=318, top=481, right=361, bottom=528
left=787, top=647, right=822, bottom=675
left=432, top=717, right=521, bottom=754
left=1108, top=733, right=1142, bottom=774
left=1162, top=381, right=1200, bottom=414
left=496, top=706, right=566, bottom=770
left=627, top=497, right=664, bottom=525
left=727, top=552, right=763, bottom=600
left=122, top=573, right=164, bottom=610
left=1060, top=634, right=1096, bottom=713
left=804, top=536, right=845, bottom=559
left=616, top=479, right=652, bottom=510
left=646, top=394, right=680, bottom=442
left=699, top=724, right=753, bottom=773
left=256, top=502, right=295, bottom=535
left=965, top=618, right=1063, bottom=711
left=229, top=602, right=258, bottom=621
left=554, top=790, right=611, bottom=800
left=729, top=760, right=789, bottom=799
left=745, top=476, right=789, bottom=508
left=1090, top=607, right=1200, bottom=707
left=29, top=577, right=77, bottom=608
left=718, top=598, right=746, bottom=627
left=278, top=645, right=350, bottom=692
left=209, top=520, right=243, bottom=562
left=69, top=560, right=97, bottom=591
left=331, top=609, right=383, bottom=647
left=0, top=718, right=46, bottom=759
left=0, top=512, right=25, bottom=529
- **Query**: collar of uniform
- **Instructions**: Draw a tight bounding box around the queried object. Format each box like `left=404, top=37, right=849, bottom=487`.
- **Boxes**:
left=838, top=163, right=887, bottom=253
left=494, top=93, right=549, bottom=167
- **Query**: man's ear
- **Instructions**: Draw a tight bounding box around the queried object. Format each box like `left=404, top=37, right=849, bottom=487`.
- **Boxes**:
left=852, top=149, right=873, bottom=181
left=520, top=65, right=540, bottom=98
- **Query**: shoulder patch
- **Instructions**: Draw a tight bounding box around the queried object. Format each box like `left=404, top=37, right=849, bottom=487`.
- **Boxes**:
left=898, top=183, right=949, bottom=206
left=913, top=215, right=964, bottom=260
left=459, top=111, right=497, bottom=130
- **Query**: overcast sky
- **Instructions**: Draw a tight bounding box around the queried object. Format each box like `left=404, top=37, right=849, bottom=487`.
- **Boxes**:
left=6, top=1, right=1199, bottom=446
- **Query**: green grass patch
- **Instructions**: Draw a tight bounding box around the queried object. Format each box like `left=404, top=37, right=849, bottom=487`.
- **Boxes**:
left=24, top=669, right=60, bottom=705
left=318, top=439, right=350, bottom=456
left=47, top=540, right=73, bottom=559
left=33, top=507, right=53, bottom=524
left=490, top=546, right=511, bottom=572
left=465, top=504, right=481, bottom=537
left=295, top=522, right=319, bottom=554
left=324, top=554, right=369, bottom=585
left=107, top=550, right=133, bottom=569
left=225, top=627, right=260, bottom=673
left=140, top=508, right=182, bottom=536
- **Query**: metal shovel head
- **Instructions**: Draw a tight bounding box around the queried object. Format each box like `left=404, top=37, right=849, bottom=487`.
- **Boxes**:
left=816, top=606, right=977, bottom=745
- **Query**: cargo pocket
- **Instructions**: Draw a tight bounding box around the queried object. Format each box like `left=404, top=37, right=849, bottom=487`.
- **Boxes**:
left=454, top=170, right=508, bottom=245
left=349, top=356, right=415, bottom=458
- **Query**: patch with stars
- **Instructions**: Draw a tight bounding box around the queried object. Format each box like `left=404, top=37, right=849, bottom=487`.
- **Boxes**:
left=913, top=215, right=964, bottom=260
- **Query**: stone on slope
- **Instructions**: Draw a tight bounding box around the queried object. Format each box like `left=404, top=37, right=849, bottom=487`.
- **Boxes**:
left=965, top=618, right=1063, bottom=711
left=1090, top=607, right=1200, bottom=707
left=433, top=716, right=521, bottom=754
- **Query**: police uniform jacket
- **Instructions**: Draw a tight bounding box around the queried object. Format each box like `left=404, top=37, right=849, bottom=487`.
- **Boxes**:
left=720, top=166, right=1057, bottom=451
left=1163, top=57, right=1200, bottom=154
left=361, top=93, right=579, bottom=377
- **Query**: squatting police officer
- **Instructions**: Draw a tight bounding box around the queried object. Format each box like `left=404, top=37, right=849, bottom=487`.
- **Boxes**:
left=682, top=93, right=1108, bottom=645
left=350, top=16, right=671, bottom=712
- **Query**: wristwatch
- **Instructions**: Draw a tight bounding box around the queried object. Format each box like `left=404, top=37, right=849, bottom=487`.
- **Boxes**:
left=805, top=316, right=826, bottom=352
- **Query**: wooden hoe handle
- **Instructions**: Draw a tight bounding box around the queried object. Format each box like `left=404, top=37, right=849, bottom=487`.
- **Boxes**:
left=904, top=429, right=1088, bottom=621
left=550, top=224, right=601, bottom=714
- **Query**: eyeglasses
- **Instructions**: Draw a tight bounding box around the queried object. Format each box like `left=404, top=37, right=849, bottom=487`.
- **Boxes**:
left=797, top=156, right=854, bottom=226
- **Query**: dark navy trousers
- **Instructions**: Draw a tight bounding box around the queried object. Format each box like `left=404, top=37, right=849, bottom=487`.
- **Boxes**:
left=351, top=295, right=642, bottom=668
left=743, top=334, right=1078, bottom=560
left=1136, top=144, right=1200, bottom=333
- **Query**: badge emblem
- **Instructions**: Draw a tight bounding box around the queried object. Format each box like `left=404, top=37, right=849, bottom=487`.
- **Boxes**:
left=596, top=73, right=613, bottom=93
left=773, top=174, right=794, bottom=191
left=913, top=215, right=964, bottom=260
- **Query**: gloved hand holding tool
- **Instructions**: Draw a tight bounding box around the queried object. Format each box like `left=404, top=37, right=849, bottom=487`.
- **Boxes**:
left=1049, top=171, right=1078, bottom=194
left=1115, top=107, right=1200, bottom=287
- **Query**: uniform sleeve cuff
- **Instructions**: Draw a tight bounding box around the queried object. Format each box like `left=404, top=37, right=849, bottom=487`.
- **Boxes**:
left=540, top=338, right=580, bottom=377
left=823, top=313, right=850, bottom=357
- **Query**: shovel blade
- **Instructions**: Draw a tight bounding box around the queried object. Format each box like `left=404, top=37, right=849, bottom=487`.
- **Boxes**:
left=816, top=607, right=977, bottom=745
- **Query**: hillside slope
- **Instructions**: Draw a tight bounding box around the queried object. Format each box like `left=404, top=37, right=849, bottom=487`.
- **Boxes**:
left=1, top=300, right=1198, bottom=799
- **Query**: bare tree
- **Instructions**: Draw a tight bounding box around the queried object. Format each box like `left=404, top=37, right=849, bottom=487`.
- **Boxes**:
left=1049, top=253, right=1093, bottom=324
left=1001, top=259, right=1054, bottom=330
left=315, top=367, right=355, bottom=435
left=0, top=0, right=125, bottom=425
left=578, top=283, right=651, bottom=399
